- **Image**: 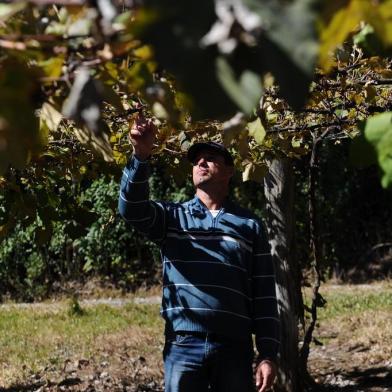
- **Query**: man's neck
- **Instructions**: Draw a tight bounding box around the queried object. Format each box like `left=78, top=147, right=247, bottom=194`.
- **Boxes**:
left=195, top=188, right=227, bottom=210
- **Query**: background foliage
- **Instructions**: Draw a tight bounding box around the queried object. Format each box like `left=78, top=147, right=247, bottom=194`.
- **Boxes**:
left=1, top=0, right=392, bottom=301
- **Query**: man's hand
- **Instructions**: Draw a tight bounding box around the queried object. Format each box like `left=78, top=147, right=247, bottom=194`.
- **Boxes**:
left=129, top=113, right=157, bottom=160
left=255, top=360, right=277, bottom=392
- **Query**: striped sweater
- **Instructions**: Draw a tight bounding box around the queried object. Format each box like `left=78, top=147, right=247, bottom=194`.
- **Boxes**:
left=118, top=156, right=280, bottom=360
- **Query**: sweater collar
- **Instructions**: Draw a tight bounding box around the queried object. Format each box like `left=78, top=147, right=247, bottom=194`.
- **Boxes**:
left=189, top=195, right=233, bottom=217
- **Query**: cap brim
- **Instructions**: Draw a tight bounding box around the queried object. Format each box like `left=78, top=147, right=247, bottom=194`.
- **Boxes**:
left=187, top=142, right=234, bottom=166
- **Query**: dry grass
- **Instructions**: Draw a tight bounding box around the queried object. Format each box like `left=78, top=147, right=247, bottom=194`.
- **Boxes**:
left=308, top=280, right=392, bottom=390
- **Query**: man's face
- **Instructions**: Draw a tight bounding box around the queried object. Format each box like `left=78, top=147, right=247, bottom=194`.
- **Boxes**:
left=191, top=149, right=233, bottom=189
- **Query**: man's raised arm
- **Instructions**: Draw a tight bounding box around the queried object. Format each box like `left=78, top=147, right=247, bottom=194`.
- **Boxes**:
left=118, top=115, right=166, bottom=243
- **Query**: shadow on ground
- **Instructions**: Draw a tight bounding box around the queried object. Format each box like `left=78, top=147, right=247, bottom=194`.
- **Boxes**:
left=320, top=366, right=392, bottom=392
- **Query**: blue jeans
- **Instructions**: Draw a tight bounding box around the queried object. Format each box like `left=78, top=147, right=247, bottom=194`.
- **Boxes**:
left=163, top=332, right=255, bottom=392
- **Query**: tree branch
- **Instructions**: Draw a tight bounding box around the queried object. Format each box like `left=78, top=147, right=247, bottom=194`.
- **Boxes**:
left=267, top=122, right=346, bottom=134
left=300, top=128, right=331, bottom=372
left=24, top=0, right=85, bottom=5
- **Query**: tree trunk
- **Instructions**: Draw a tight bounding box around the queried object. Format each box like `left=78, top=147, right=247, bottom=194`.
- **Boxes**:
left=264, top=157, right=303, bottom=392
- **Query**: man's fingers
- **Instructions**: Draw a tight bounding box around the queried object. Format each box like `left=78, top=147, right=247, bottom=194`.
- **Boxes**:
left=255, top=371, right=262, bottom=388
left=256, top=361, right=276, bottom=392
left=259, top=377, right=270, bottom=392
left=130, top=128, right=143, bottom=137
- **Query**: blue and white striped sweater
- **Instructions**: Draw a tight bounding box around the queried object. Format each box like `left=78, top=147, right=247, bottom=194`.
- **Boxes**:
left=118, top=156, right=280, bottom=360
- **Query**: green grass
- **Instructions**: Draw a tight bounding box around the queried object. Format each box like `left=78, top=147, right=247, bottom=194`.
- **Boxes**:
left=0, top=301, right=162, bottom=386
left=317, top=290, right=392, bottom=319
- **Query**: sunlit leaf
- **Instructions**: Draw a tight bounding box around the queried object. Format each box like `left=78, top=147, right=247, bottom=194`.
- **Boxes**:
left=38, top=57, right=64, bottom=79
left=40, top=103, right=62, bottom=132
left=222, top=113, right=247, bottom=146
left=242, top=162, right=268, bottom=183
left=0, top=1, right=26, bottom=23
left=67, top=18, right=92, bottom=37
left=247, top=118, right=266, bottom=145
left=133, top=45, right=154, bottom=60
left=319, top=0, right=382, bottom=72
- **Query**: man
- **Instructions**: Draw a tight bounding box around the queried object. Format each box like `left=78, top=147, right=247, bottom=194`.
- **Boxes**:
left=118, top=115, right=280, bottom=392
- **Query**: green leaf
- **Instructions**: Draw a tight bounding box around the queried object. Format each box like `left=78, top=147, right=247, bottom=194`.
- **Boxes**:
left=247, top=118, right=266, bottom=145
left=216, top=57, right=263, bottom=114
left=245, top=0, right=319, bottom=109
left=363, top=112, right=392, bottom=188
left=0, top=2, right=26, bottom=23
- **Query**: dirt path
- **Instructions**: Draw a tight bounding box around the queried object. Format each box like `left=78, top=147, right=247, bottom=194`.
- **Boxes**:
left=309, top=343, right=392, bottom=391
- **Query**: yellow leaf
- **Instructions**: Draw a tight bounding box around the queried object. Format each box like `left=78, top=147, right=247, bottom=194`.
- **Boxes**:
left=379, top=0, right=392, bottom=46
left=222, top=113, right=247, bottom=146
left=242, top=162, right=268, bottom=183
left=380, top=69, right=392, bottom=78
left=238, top=133, right=249, bottom=159
left=365, top=85, right=377, bottom=103
left=38, top=57, right=64, bottom=78
left=133, top=45, right=154, bottom=60
left=319, top=0, right=379, bottom=72
left=353, top=93, right=364, bottom=105
left=113, top=150, right=127, bottom=166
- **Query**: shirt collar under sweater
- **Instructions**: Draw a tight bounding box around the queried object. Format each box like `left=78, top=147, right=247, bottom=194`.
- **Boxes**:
left=188, top=195, right=235, bottom=218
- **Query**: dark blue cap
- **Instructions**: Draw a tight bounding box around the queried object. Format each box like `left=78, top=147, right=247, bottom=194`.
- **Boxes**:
left=187, top=141, right=234, bottom=166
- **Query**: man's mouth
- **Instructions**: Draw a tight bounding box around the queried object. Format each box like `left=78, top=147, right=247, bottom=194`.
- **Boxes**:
left=197, top=170, right=209, bottom=175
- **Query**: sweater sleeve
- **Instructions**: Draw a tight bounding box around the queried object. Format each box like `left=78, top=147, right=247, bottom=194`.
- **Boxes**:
left=252, top=221, right=280, bottom=362
left=118, top=155, right=166, bottom=244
